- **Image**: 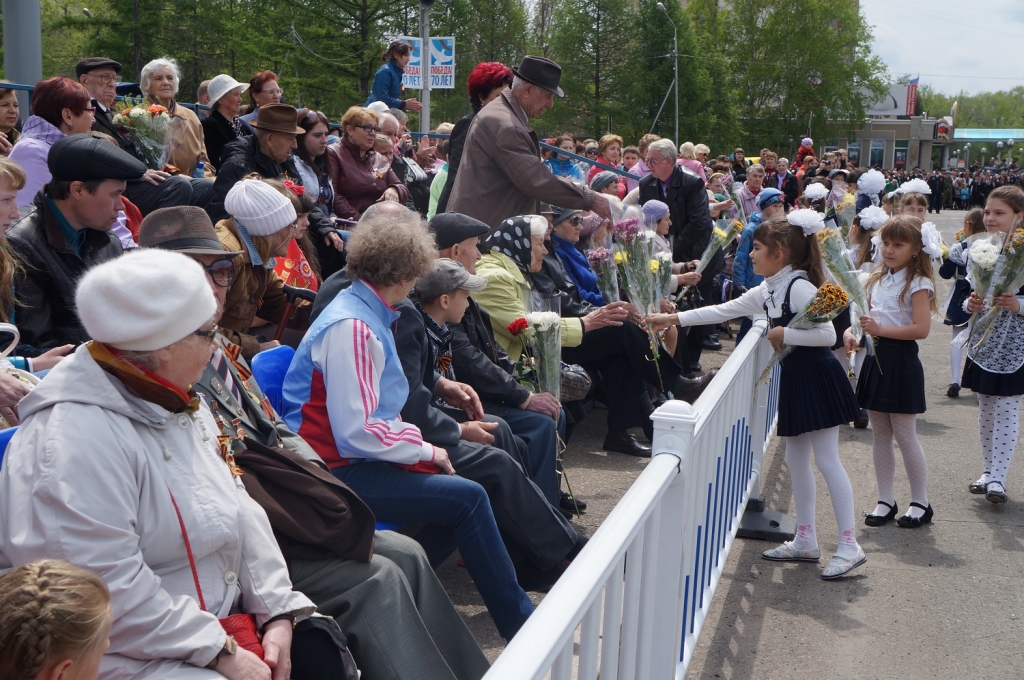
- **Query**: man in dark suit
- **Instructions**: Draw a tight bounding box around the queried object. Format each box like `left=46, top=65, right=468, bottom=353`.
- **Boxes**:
left=76, top=57, right=203, bottom=216
left=637, top=138, right=723, bottom=373
left=769, top=157, right=800, bottom=209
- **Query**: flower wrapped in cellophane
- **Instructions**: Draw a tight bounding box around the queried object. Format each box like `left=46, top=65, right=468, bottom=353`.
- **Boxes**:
left=756, top=283, right=850, bottom=388
left=817, top=227, right=874, bottom=373
left=586, top=247, right=620, bottom=303
left=970, top=228, right=1024, bottom=350
left=112, top=96, right=176, bottom=170
left=827, top=200, right=857, bottom=241
left=524, top=310, right=563, bottom=401
left=694, top=218, right=744, bottom=276
left=966, top=233, right=1003, bottom=322
left=653, top=251, right=675, bottom=297
left=614, top=210, right=664, bottom=388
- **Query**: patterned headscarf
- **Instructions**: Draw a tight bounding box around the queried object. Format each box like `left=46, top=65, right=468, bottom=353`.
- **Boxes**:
left=482, top=215, right=536, bottom=275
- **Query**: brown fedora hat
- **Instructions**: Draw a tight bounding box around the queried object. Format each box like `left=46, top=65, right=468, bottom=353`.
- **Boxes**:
left=250, top=103, right=304, bottom=134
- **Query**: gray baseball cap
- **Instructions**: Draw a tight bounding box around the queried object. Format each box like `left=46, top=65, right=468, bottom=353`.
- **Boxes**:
left=415, top=258, right=487, bottom=300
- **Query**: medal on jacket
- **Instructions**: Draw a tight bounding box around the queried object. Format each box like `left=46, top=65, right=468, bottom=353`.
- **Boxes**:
left=216, top=434, right=244, bottom=477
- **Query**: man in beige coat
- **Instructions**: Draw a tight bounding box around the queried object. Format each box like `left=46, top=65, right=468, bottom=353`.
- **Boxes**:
left=447, top=56, right=611, bottom=230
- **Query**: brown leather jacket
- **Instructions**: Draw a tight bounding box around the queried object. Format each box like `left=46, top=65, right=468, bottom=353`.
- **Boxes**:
left=326, top=137, right=409, bottom=221
left=215, top=218, right=290, bottom=358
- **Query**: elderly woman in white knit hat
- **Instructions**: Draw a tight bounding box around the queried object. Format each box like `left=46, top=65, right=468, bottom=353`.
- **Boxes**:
left=0, top=248, right=322, bottom=680
left=215, top=178, right=303, bottom=358
left=201, top=74, right=253, bottom=170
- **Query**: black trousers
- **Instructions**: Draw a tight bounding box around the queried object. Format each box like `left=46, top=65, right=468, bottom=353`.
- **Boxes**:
left=562, top=321, right=682, bottom=432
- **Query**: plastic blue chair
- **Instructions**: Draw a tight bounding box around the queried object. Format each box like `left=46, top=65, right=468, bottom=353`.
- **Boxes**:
left=0, top=426, right=18, bottom=470
left=249, top=345, right=296, bottom=415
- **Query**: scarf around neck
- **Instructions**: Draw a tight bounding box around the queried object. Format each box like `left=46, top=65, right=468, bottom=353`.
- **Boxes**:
left=88, top=341, right=200, bottom=414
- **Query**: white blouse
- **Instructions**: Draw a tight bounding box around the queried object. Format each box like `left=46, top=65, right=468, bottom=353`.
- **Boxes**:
left=866, top=268, right=934, bottom=327
left=676, top=265, right=835, bottom=347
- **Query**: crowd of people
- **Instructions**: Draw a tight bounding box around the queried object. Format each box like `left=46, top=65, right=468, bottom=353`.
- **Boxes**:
left=0, top=46, right=1021, bottom=680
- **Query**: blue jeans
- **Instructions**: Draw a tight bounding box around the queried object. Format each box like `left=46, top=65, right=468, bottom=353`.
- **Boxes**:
left=333, top=461, right=534, bottom=639
left=500, top=407, right=565, bottom=505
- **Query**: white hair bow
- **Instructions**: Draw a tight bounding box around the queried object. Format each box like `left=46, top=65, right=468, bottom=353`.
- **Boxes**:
left=788, top=209, right=826, bottom=236
left=858, top=205, right=889, bottom=231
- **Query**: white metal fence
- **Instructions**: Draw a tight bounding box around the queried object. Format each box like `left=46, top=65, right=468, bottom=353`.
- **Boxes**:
left=483, top=317, right=781, bottom=680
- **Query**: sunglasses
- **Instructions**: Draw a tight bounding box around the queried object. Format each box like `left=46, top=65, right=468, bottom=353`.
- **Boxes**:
left=586, top=149, right=598, bottom=155
left=192, top=326, right=219, bottom=340
left=202, top=259, right=236, bottom=287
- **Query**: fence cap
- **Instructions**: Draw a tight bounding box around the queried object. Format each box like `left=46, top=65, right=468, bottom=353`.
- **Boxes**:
left=651, top=399, right=696, bottom=424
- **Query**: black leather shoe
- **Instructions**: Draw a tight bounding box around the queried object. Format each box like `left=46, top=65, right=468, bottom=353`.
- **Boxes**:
left=603, top=431, right=652, bottom=457
left=864, top=500, right=898, bottom=527
left=701, top=337, right=723, bottom=350
left=689, top=362, right=702, bottom=374
left=560, top=491, right=586, bottom=513
left=946, top=383, right=961, bottom=398
left=853, top=409, right=869, bottom=429
left=674, top=370, right=718, bottom=404
left=896, top=502, right=934, bottom=528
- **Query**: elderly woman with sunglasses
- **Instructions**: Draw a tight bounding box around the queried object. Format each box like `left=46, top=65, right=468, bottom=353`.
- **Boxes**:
left=0, top=248, right=321, bottom=680
left=326, top=106, right=409, bottom=222
left=215, top=179, right=303, bottom=359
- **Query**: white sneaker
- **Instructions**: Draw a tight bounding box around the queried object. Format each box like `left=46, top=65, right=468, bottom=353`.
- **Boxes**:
left=761, top=541, right=820, bottom=563
left=821, top=547, right=867, bottom=580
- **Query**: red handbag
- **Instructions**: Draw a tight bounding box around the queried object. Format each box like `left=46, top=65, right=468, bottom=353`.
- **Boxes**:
left=168, top=489, right=265, bottom=659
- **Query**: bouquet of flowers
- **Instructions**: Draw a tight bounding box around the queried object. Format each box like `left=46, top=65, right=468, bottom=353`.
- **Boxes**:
left=112, top=96, right=174, bottom=170
left=817, top=227, right=874, bottom=372
left=614, top=211, right=664, bottom=388
left=586, top=247, right=620, bottom=303
left=970, top=228, right=1024, bottom=349
left=966, top=233, right=1002, bottom=320
left=756, top=283, right=850, bottom=389
left=653, top=251, right=675, bottom=297
left=694, top=218, right=744, bottom=276
left=725, top=182, right=748, bottom=226
left=827, top=201, right=856, bottom=241
left=525, top=311, right=563, bottom=402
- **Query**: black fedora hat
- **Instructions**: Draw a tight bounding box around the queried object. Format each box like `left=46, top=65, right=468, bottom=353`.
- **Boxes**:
left=512, top=56, right=564, bottom=98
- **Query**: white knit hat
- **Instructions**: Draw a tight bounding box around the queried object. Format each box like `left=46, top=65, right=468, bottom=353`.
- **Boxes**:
left=225, top=179, right=296, bottom=237
left=76, top=250, right=218, bottom=351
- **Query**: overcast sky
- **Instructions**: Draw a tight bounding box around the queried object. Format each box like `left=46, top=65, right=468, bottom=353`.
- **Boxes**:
left=860, top=0, right=1024, bottom=95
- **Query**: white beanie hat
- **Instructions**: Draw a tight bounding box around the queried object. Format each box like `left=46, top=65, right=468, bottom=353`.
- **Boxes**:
left=225, top=179, right=297, bottom=237
left=76, top=249, right=218, bottom=351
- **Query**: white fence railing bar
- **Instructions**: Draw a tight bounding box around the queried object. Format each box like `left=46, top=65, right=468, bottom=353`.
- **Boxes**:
left=483, top=317, right=781, bottom=680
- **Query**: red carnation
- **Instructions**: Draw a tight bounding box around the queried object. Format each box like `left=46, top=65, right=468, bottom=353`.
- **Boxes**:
left=506, top=318, right=528, bottom=336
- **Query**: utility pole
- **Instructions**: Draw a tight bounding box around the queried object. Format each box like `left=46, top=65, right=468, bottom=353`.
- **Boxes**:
left=657, top=2, right=678, bottom=145
left=419, top=0, right=434, bottom=133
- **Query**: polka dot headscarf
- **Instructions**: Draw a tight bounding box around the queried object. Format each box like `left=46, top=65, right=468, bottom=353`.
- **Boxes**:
left=482, top=215, right=536, bottom=275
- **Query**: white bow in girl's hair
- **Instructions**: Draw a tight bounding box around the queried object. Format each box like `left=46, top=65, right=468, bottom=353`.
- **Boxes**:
left=858, top=205, right=888, bottom=231
left=857, top=169, right=886, bottom=202
left=787, top=209, right=826, bottom=236
left=899, top=177, right=931, bottom=195
left=871, top=231, right=883, bottom=260
left=803, top=183, right=829, bottom=202
left=920, top=221, right=945, bottom=261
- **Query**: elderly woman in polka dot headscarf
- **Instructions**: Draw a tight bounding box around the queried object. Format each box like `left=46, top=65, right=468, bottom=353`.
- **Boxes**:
left=474, top=215, right=713, bottom=457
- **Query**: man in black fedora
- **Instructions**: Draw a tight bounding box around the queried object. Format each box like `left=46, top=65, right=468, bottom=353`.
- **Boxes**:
left=447, top=56, right=611, bottom=231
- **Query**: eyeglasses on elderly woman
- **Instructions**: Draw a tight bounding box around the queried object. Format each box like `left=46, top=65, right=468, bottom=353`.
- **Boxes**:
left=201, top=259, right=236, bottom=287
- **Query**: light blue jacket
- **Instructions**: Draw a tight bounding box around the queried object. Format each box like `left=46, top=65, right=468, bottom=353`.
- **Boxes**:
left=732, top=212, right=764, bottom=290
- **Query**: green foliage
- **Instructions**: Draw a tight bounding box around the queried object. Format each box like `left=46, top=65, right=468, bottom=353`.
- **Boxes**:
left=918, top=85, right=1024, bottom=130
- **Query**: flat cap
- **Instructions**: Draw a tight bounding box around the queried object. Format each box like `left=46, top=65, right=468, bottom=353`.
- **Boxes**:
left=48, top=134, right=148, bottom=183
left=428, top=212, right=490, bottom=250
left=75, top=57, right=122, bottom=79
left=138, top=206, right=242, bottom=256
left=415, top=258, right=487, bottom=300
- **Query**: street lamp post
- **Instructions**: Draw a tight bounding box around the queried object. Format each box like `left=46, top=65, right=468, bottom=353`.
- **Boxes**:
left=965, top=142, right=971, bottom=167
left=981, top=147, right=988, bottom=167
left=656, top=2, right=678, bottom=146
left=1009, top=138, right=1015, bottom=165
left=998, top=141, right=1004, bottom=165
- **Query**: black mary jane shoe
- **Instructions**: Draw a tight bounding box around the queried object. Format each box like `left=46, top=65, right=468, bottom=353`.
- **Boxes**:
left=559, top=491, right=586, bottom=513
left=968, top=474, right=990, bottom=495
left=896, top=502, right=934, bottom=528
left=986, top=482, right=1008, bottom=504
left=864, top=500, right=898, bottom=527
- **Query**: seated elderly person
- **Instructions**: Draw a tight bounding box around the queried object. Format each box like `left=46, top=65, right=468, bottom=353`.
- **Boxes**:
left=201, top=73, right=253, bottom=168
left=141, top=57, right=214, bottom=180
left=79, top=57, right=210, bottom=216
left=139, top=206, right=490, bottom=680
left=326, top=106, right=410, bottom=221
left=474, top=215, right=712, bottom=458
left=0, top=248, right=360, bottom=679
left=280, top=208, right=536, bottom=641
left=8, top=134, right=146, bottom=354
left=215, top=178, right=303, bottom=358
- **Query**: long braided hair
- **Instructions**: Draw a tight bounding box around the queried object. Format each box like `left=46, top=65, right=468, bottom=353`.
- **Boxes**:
left=0, top=560, right=111, bottom=680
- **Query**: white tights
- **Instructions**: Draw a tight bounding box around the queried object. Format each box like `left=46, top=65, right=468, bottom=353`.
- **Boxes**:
left=869, top=412, right=929, bottom=518
left=977, top=394, right=1022, bottom=487
left=784, top=426, right=860, bottom=559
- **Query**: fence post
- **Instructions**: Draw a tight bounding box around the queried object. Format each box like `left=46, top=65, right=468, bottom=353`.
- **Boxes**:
left=647, top=400, right=696, bottom=678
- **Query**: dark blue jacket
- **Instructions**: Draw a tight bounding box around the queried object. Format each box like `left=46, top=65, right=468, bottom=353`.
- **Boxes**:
left=365, top=60, right=407, bottom=109
left=551, top=233, right=605, bottom=306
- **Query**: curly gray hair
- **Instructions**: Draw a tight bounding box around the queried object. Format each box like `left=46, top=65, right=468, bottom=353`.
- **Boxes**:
left=140, top=57, right=181, bottom=98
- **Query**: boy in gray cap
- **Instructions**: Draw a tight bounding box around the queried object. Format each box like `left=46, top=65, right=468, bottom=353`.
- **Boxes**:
left=8, top=134, right=147, bottom=352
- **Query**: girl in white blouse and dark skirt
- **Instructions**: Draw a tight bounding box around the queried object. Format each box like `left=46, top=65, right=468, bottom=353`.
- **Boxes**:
left=963, top=186, right=1024, bottom=504
left=649, top=211, right=865, bottom=579
left=845, top=215, right=939, bottom=528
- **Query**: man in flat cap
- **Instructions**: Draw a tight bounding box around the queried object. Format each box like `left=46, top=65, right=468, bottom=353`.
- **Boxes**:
left=447, top=56, right=611, bottom=231
left=76, top=56, right=212, bottom=217
left=8, top=133, right=147, bottom=353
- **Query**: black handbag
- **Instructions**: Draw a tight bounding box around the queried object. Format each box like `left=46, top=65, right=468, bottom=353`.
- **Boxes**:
left=292, top=616, right=360, bottom=680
